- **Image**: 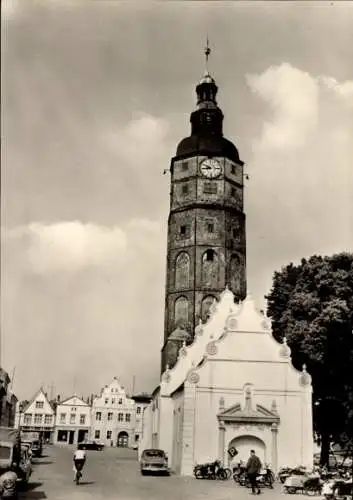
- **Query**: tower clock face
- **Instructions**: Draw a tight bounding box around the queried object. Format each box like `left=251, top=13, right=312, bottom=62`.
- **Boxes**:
left=200, top=159, right=222, bottom=179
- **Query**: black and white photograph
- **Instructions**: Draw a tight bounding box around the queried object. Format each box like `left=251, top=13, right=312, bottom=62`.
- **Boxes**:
left=1, top=0, right=352, bottom=499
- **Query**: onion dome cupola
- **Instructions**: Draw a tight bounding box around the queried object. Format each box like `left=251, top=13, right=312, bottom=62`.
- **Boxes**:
left=176, top=41, right=242, bottom=164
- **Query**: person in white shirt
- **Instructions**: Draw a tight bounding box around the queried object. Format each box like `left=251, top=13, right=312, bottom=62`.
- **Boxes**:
left=73, top=448, right=86, bottom=480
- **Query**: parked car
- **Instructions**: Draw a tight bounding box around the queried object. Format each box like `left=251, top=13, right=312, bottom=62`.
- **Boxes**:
left=20, top=432, right=42, bottom=458
left=77, top=440, right=104, bottom=451
left=19, top=445, right=32, bottom=484
left=140, top=449, right=169, bottom=476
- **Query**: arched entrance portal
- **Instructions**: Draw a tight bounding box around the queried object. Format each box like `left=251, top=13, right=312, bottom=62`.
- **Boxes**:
left=228, top=435, right=266, bottom=465
left=117, top=431, right=129, bottom=448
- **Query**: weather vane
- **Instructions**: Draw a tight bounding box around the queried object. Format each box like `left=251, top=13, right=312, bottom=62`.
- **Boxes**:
left=204, top=36, right=211, bottom=74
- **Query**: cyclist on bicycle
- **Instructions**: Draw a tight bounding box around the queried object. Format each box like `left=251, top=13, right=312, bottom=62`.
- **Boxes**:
left=73, top=447, right=86, bottom=481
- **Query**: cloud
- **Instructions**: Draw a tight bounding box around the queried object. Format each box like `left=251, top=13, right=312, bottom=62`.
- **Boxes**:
left=246, top=63, right=319, bottom=149
left=2, top=217, right=166, bottom=399
left=4, top=222, right=127, bottom=274
left=244, top=64, right=353, bottom=305
left=103, top=113, right=170, bottom=163
left=320, top=76, right=353, bottom=107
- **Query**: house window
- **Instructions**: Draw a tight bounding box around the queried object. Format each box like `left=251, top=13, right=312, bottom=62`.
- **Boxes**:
left=207, top=222, right=214, bottom=233
left=105, top=398, right=109, bottom=404
left=118, top=413, right=124, bottom=422
left=70, top=414, right=75, bottom=425
left=181, top=161, right=188, bottom=171
left=107, top=412, right=113, bottom=421
left=205, top=249, right=215, bottom=262
left=96, top=412, right=102, bottom=421
left=44, top=415, right=52, bottom=425
left=136, top=407, right=141, bottom=415
left=203, top=181, right=217, bottom=194
left=94, top=430, right=100, bottom=439
left=118, top=399, right=122, bottom=405
left=24, top=414, right=32, bottom=426
left=182, top=184, right=189, bottom=195
left=35, top=401, right=44, bottom=409
left=125, top=413, right=131, bottom=422
left=80, top=414, right=86, bottom=425
left=60, top=413, right=66, bottom=424
left=34, top=414, right=43, bottom=425
left=135, top=434, right=139, bottom=442
left=107, top=430, right=112, bottom=440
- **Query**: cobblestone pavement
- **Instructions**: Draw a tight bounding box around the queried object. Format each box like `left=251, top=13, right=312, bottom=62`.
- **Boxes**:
left=19, top=445, right=304, bottom=500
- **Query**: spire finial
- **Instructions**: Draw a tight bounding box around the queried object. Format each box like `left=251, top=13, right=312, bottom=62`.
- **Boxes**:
left=204, top=36, right=211, bottom=75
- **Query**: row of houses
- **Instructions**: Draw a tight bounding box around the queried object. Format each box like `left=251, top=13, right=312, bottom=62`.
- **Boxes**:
left=16, top=377, right=151, bottom=448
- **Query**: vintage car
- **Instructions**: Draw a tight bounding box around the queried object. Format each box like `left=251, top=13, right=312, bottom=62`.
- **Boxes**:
left=77, top=440, right=104, bottom=451
left=19, top=445, right=32, bottom=484
left=140, top=448, right=169, bottom=476
left=0, top=426, right=22, bottom=496
left=20, top=432, right=42, bottom=458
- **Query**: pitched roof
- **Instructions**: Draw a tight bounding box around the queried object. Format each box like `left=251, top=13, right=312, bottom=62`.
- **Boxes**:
left=59, top=395, right=88, bottom=406
left=21, top=388, right=54, bottom=413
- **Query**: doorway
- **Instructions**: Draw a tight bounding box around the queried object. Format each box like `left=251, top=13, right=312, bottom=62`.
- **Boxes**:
left=69, top=430, right=75, bottom=445
left=117, top=431, right=129, bottom=448
left=77, top=429, right=87, bottom=443
left=228, top=435, right=266, bottom=465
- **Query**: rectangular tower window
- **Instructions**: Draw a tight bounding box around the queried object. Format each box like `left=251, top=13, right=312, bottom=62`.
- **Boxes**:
left=180, top=225, right=186, bottom=235
left=182, top=184, right=189, bottom=195
left=231, top=187, right=236, bottom=197
left=231, top=164, right=236, bottom=174
left=181, top=161, right=188, bottom=171
left=207, top=223, right=214, bottom=233
left=203, top=182, right=217, bottom=194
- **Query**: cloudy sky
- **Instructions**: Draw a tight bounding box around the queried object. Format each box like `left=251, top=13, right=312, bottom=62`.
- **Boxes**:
left=1, top=0, right=352, bottom=401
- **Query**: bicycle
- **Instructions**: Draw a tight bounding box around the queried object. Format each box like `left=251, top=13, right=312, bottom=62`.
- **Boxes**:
left=75, top=469, right=82, bottom=485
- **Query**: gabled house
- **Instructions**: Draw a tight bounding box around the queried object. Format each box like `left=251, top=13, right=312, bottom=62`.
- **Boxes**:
left=92, top=377, right=136, bottom=447
left=54, top=395, right=91, bottom=445
left=17, top=388, right=55, bottom=442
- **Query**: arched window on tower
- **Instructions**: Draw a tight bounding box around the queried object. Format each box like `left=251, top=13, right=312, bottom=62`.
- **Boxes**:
left=174, top=296, right=189, bottom=328
left=175, top=252, right=190, bottom=289
left=201, top=295, right=216, bottom=322
left=201, top=250, right=219, bottom=288
left=229, top=253, right=242, bottom=296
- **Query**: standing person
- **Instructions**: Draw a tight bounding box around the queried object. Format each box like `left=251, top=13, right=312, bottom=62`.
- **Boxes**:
left=246, top=449, right=262, bottom=495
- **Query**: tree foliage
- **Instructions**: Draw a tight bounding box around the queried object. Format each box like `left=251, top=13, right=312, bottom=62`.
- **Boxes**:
left=266, top=253, right=353, bottom=464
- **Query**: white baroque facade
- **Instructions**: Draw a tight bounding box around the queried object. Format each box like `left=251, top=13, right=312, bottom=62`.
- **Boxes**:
left=91, top=378, right=136, bottom=447
left=139, top=288, right=314, bottom=476
left=54, top=396, right=91, bottom=445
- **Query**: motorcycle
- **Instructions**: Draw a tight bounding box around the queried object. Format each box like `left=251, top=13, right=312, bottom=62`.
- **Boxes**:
left=233, top=465, right=275, bottom=489
left=193, top=460, right=230, bottom=480
left=322, top=477, right=352, bottom=500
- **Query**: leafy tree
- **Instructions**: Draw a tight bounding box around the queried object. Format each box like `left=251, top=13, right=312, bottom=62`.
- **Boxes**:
left=266, top=253, right=353, bottom=466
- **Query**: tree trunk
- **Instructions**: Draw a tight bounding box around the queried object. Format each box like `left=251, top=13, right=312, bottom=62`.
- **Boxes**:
left=320, top=429, right=330, bottom=467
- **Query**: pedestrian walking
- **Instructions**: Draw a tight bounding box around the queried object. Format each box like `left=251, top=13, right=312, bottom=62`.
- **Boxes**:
left=246, top=449, right=262, bottom=495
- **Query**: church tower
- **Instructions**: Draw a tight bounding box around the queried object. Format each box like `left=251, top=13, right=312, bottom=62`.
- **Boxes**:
left=161, top=44, right=247, bottom=372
